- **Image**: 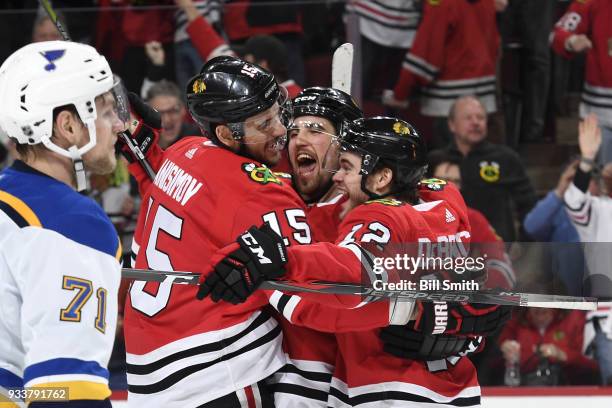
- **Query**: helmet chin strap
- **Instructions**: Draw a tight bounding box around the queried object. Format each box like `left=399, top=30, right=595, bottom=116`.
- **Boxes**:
left=67, top=145, right=88, bottom=192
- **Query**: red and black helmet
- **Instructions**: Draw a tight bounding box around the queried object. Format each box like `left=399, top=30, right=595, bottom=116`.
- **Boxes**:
left=292, top=87, right=362, bottom=136
left=342, top=116, right=428, bottom=199
left=186, top=56, right=285, bottom=139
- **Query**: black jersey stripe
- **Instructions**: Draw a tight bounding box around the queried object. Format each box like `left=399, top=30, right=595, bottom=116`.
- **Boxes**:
left=129, top=324, right=282, bottom=394
left=127, top=312, right=273, bottom=375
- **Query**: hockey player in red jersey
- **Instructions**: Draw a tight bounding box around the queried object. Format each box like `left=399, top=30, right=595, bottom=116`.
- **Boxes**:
left=122, top=56, right=303, bottom=407
left=268, top=87, right=364, bottom=407
left=201, top=117, right=510, bottom=407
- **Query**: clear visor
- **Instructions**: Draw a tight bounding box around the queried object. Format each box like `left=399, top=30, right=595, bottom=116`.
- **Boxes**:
left=287, top=118, right=343, bottom=174
left=228, top=86, right=291, bottom=151
left=111, top=75, right=130, bottom=124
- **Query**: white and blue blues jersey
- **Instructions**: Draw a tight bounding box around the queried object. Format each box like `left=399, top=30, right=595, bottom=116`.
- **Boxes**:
left=0, top=161, right=121, bottom=406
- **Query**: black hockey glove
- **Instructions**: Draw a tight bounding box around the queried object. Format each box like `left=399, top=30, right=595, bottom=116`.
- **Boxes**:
left=197, top=224, right=288, bottom=304
left=380, top=322, right=483, bottom=361
left=413, top=302, right=511, bottom=336
left=116, top=92, right=161, bottom=163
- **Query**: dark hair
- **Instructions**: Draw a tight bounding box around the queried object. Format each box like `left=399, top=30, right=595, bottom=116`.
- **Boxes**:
left=426, top=150, right=462, bottom=177
left=375, top=160, right=423, bottom=204
left=240, top=35, right=289, bottom=82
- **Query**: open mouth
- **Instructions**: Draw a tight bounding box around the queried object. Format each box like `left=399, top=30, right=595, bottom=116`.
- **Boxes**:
left=296, top=152, right=317, bottom=175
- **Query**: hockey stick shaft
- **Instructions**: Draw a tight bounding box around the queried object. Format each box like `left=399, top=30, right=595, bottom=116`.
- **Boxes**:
left=119, top=131, right=157, bottom=180
left=40, top=0, right=157, bottom=181
left=121, top=268, right=597, bottom=310
left=39, top=0, right=71, bottom=41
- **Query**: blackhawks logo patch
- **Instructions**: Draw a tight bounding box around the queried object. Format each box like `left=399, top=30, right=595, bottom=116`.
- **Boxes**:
left=479, top=161, right=500, bottom=183
left=392, top=121, right=411, bottom=136
left=420, top=178, right=447, bottom=191
left=365, top=198, right=404, bottom=206
left=192, top=78, right=206, bottom=94
left=242, top=163, right=282, bottom=185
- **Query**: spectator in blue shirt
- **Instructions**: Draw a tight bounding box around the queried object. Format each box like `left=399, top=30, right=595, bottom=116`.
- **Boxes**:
left=523, top=159, right=585, bottom=295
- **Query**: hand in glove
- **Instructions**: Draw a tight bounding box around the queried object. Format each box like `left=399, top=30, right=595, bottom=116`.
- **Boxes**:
left=413, top=301, right=511, bottom=336
left=197, top=224, right=288, bottom=304
left=380, top=321, right=484, bottom=361
left=116, top=92, right=161, bottom=163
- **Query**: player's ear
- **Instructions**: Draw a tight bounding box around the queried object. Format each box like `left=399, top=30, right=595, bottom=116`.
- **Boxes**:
left=377, top=167, right=393, bottom=190
left=53, top=109, right=83, bottom=147
left=216, top=125, right=238, bottom=150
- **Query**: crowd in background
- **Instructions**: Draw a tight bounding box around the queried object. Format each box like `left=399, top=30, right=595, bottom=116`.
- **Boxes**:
left=0, top=0, right=611, bottom=389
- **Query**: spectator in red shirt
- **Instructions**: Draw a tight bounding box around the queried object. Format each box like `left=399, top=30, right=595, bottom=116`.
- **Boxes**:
left=499, top=308, right=599, bottom=385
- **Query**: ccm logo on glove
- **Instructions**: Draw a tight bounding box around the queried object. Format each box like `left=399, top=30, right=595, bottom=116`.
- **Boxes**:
left=240, top=231, right=287, bottom=265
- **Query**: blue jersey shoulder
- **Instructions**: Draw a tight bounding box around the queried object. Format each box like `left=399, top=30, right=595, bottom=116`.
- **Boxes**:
left=0, top=162, right=120, bottom=259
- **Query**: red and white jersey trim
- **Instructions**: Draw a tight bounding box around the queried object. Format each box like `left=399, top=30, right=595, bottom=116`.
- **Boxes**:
left=328, top=378, right=481, bottom=407
left=126, top=311, right=286, bottom=407
left=269, top=357, right=334, bottom=408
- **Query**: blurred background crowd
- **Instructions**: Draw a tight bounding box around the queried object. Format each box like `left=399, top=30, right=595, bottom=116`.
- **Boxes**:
left=0, top=0, right=611, bottom=391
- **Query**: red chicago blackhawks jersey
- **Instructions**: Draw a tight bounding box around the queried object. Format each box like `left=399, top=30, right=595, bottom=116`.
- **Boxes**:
left=393, top=0, right=498, bottom=117
left=271, top=192, right=395, bottom=408
left=551, top=0, right=612, bottom=128
left=279, top=181, right=480, bottom=407
left=124, top=137, right=315, bottom=407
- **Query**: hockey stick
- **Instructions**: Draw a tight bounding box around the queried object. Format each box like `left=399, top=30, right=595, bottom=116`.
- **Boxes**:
left=118, top=130, right=157, bottom=180
left=39, top=0, right=70, bottom=41
left=39, top=0, right=157, bottom=181
left=331, top=43, right=353, bottom=94
left=121, top=268, right=598, bottom=311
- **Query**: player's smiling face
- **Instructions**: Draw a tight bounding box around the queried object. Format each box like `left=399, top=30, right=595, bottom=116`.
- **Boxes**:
left=242, top=102, right=287, bottom=166
left=288, top=116, right=339, bottom=201
left=333, top=151, right=369, bottom=207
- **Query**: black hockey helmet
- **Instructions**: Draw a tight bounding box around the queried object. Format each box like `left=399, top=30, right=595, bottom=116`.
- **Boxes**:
left=292, top=87, right=362, bottom=135
left=341, top=116, right=428, bottom=199
left=186, top=55, right=288, bottom=140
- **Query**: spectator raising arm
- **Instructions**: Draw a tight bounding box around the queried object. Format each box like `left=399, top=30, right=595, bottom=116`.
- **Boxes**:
left=564, top=114, right=607, bottom=242
left=176, top=0, right=233, bottom=62
left=524, top=160, right=578, bottom=241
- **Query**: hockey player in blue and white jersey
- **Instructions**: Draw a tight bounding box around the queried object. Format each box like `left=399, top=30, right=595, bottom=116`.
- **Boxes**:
left=0, top=41, right=128, bottom=407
